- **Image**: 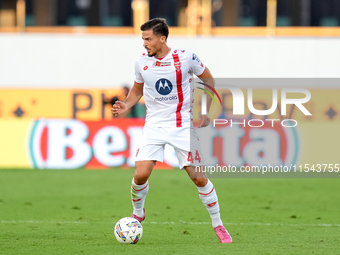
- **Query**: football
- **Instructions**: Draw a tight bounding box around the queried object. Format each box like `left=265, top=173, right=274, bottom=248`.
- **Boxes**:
left=114, top=217, right=143, bottom=244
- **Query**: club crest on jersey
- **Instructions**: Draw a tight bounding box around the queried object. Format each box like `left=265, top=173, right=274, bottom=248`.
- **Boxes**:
left=155, top=78, right=173, bottom=95
left=174, top=62, right=181, bottom=72
left=153, top=61, right=171, bottom=67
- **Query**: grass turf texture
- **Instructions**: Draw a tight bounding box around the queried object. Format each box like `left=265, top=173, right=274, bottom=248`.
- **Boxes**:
left=0, top=169, right=339, bottom=255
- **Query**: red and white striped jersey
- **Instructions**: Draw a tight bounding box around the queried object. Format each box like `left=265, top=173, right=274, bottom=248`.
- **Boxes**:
left=134, top=48, right=206, bottom=128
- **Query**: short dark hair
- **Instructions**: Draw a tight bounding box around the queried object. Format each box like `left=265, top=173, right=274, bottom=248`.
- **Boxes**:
left=140, top=18, right=169, bottom=40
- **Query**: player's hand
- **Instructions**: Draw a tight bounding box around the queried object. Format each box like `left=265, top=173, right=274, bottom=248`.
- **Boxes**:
left=112, top=101, right=127, bottom=117
left=198, top=111, right=210, bottom=128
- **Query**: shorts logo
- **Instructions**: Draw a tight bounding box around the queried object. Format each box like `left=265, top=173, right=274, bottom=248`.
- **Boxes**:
left=143, top=66, right=148, bottom=71
left=155, top=78, right=173, bottom=95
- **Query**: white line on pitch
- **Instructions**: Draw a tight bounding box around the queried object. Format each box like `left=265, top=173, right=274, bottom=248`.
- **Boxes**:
left=0, top=220, right=340, bottom=227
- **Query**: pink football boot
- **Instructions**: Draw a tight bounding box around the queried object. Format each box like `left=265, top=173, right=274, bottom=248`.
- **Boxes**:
left=131, top=208, right=145, bottom=222
left=214, top=225, right=232, bottom=243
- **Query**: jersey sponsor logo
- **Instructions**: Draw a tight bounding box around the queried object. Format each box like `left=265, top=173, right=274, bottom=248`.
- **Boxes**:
left=155, top=78, right=173, bottom=95
left=192, top=53, right=201, bottom=63
left=154, top=95, right=178, bottom=102
left=153, top=61, right=171, bottom=67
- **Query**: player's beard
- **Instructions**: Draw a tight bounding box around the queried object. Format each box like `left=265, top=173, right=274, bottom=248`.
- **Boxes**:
left=147, top=51, right=157, bottom=57
left=147, top=47, right=160, bottom=57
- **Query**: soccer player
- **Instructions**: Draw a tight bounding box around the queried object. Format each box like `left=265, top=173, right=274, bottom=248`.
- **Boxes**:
left=112, top=18, right=232, bottom=243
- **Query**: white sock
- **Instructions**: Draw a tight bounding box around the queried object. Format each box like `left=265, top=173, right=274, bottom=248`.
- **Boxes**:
left=197, top=179, right=223, bottom=228
left=131, top=178, right=149, bottom=218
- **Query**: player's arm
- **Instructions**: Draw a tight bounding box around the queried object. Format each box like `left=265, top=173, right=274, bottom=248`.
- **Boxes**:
left=112, top=82, right=144, bottom=117
left=197, top=66, right=215, bottom=128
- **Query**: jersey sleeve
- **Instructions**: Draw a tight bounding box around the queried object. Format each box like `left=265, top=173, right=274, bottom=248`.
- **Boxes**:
left=134, top=59, right=144, bottom=84
left=186, top=50, right=206, bottom=76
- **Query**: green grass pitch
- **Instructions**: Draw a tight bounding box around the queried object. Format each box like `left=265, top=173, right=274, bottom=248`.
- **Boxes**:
left=0, top=169, right=339, bottom=254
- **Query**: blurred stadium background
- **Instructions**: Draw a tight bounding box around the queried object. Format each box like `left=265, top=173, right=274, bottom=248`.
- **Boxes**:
left=1, top=1, right=340, bottom=254
left=0, top=0, right=339, bottom=169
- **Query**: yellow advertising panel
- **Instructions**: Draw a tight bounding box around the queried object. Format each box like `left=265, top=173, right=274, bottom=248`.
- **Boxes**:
left=194, top=89, right=340, bottom=123
left=0, top=89, right=125, bottom=121
left=0, top=119, right=31, bottom=168
left=0, top=88, right=339, bottom=170
left=299, top=123, right=340, bottom=165
left=1, top=88, right=339, bottom=123
left=0, top=118, right=338, bottom=169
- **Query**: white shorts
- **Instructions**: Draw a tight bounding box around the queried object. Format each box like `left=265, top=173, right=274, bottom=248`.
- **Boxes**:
left=135, top=126, right=205, bottom=169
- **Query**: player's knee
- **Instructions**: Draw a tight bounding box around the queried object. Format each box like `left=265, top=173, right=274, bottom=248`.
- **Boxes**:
left=191, top=177, right=208, bottom=187
left=133, top=173, right=148, bottom=185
